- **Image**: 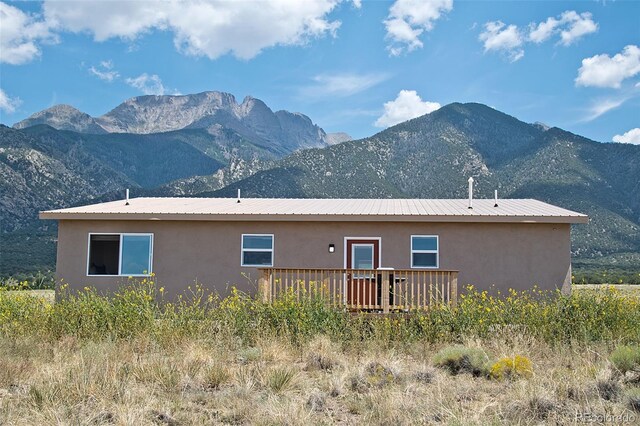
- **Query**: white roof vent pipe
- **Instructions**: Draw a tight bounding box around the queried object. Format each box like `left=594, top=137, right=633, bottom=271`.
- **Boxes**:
left=494, top=189, right=499, bottom=207
left=237, top=188, right=241, bottom=203
left=467, top=177, right=474, bottom=209
left=125, top=188, right=130, bottom=206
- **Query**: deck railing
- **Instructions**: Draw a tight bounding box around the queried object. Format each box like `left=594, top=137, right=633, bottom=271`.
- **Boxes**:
left=257, top=268, right=458, bottom=312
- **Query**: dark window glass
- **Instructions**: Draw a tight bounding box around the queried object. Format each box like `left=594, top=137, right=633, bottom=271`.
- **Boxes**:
left=413, top=252, right=437, bottom=268
left=88, top=234, right=120, bottom=275
left=242, top=251, right=272, bottom=266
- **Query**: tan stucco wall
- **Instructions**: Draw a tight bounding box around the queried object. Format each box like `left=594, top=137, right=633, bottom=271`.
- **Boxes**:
left=55, top=219, right=572, bottom=298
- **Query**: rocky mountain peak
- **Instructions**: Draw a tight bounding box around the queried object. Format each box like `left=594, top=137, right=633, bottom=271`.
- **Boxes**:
left=12, top=91, right=333, bottom=153
left=238, top=96, right=273, bottom=118
left=532, top=121, right=551, bottom=131
left=326, top=132, right=353, bottom=145
left=13, top=104, right=107, bottom=134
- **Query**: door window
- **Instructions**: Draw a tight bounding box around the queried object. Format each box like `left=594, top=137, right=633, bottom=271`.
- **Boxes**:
left=352, top=244, right=374, bottom=269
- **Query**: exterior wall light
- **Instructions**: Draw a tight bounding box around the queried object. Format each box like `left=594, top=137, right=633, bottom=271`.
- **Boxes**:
left=328, top=244, right=335, bottom=253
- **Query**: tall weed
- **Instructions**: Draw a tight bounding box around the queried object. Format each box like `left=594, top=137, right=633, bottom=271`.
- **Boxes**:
left=0, top=283, right=638, bottom=346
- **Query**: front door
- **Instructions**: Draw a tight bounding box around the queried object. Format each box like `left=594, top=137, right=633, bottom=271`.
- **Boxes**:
left=345, top=239, right=380, bottom=307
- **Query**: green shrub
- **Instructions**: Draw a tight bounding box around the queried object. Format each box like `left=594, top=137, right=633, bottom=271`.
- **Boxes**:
left=610, top=345, right=640, bottom=374
left=433, top=346, right=491, bottom=377
left=49, top=282, right=156, bottom=339
left=267, top=367, right=297, bottom=393
left=0, top=281, right=638, bottom=347
left=0, top=270, right=55, bottom=290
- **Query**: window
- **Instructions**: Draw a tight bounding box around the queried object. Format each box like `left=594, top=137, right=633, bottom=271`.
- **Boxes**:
left=241, top=234, right=273, bottom=267
left=352, top=244, right=374, bottom=269
left=88, top=233, right=153, bottom=276
left=411, top=235, right=438, bottom=268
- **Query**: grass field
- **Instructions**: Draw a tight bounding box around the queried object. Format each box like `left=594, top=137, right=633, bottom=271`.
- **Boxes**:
left=4, top=289, right=55, bottom=303
left=2, top=333, right=639, bottom=425
left=0, top=284, right=638, bottom=424
left=574, top=284, right=640, bottom=293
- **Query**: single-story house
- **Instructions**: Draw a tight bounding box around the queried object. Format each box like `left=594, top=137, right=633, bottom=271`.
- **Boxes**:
left=40, top=196, right=587, bottom=310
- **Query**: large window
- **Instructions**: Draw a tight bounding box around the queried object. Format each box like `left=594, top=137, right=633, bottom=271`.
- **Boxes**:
left=411, top=235, right=438, bottom=268
left=88, top=233, right=153, bottom=276
left=241, top=234, right=274, bottom=267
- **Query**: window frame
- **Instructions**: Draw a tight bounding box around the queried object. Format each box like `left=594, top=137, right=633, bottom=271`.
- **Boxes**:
left=86, top=232, right=154, bottom=277
left=410, top=235, right=439, bottom=269
left=351, top=243, right=376, bottom=278
left=241, top=233, right=274, bottom=267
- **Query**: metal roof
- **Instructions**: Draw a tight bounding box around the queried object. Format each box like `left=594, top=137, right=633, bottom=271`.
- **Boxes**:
left=39, top=197, right=588, bottom=223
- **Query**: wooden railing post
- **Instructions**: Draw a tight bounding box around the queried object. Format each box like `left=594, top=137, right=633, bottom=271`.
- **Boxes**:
left=449, top=271, right=458, bottom=307
left=258, top=269, right=271, bottom=303
left=322, top=276, right=330, bottom=300
left=382, top=270, right=390, bottom=314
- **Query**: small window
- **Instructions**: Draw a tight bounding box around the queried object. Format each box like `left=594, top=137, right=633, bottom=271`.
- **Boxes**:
left=88, top=233, right=153, bottom=276
left=241, top=234, right=273, bottom=267
left=411, top=235, right=438, bottom=268
left=352, top=244, right=374, bottom=269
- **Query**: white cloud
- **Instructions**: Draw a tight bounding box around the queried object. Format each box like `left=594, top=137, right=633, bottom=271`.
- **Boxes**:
left=302, top=73, right=389, bottom=98
left=480, top=11, right=597, bottom=62
left=374, top=90, right=440, bottom=128
left=479, top=21, right=524, bottom=62
left=575, top=45, right=640, bottom=89
left=612, top=128, right=640, bottom=145
left=558, top=11, right=598, bottom=46
left=582, top=97, right=627, bottom=122
left=125, top=73, right=165, bottom=95
left=0, top=88, right=22, bottom=114
left=0, top=2, right=55, bottom=65
left=384, top=0, right=453, bottom=56
left=43, top=0, right=343, bottom=60
left=528, top=16, right=558, bottom=44
left=528, top=11, right=597, bottom=46
left=89, top=60, right=119, bottom=82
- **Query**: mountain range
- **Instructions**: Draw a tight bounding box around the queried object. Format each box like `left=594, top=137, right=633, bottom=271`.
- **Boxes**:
left=1, top=93, right=638, bottom=275
left=13, top=91, right=350, bottom=154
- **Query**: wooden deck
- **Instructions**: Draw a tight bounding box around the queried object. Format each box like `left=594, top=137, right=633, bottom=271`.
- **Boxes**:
left=258, top=268, right=458, bottom=313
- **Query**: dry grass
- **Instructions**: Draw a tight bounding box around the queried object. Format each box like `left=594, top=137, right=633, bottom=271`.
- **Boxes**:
left=0, top=285, right=637, bottom=423
left=573, top=284, right=640, bottom=296
left=0, top=334, right=638, bottom=425
left=4, top=289, right=55, bottom=304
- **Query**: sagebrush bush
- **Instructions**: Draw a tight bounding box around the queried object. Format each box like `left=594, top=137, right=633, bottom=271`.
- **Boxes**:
left=610, top=345, right=640, bottom=374
left=490, top=355, right=533, bottom=380
left=432, top=346, right=491, bottom=377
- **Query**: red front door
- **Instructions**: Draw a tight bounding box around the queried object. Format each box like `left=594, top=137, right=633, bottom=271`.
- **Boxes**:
left=345, top=239, right=380, bottom=308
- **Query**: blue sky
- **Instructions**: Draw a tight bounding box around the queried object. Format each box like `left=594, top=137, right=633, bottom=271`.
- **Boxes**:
left=1, top=0, right=639, bottom=143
